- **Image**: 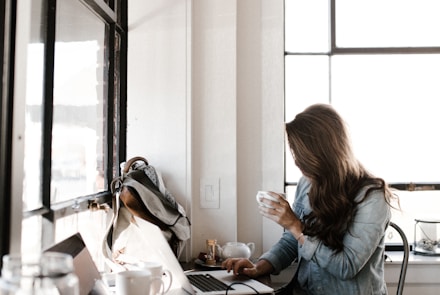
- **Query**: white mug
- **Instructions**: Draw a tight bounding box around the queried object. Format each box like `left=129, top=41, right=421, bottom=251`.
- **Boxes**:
left=116, top=270, right=164, bottom=295
left=256, top=191, right=284, bottom=208
left=136, top=261, right=173, bottom=294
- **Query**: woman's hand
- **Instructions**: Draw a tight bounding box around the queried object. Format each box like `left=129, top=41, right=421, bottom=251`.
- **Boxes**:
left=221, top=258, right=259, bottom=277
left=221, top=258, right=274, bottom=278
left=258, top=192, right=303, bottom=239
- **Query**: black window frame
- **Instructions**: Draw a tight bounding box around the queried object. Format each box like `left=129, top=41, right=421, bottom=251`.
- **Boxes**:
left=284, top=0, right=440, bottom=191
left=0, top=0, right=16, bottom=263
left=0, top=0, right=127, bottom=267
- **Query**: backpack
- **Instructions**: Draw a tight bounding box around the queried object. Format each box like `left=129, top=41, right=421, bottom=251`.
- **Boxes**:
left=102, top=157, right=191, bottom=268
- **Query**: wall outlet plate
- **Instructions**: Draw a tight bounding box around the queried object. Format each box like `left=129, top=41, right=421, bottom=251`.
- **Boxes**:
left=200, top=177, right=220, bottom=209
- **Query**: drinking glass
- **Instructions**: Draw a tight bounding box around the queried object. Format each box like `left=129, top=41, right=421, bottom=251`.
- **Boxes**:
left=0, top=252, right=79, bottom=294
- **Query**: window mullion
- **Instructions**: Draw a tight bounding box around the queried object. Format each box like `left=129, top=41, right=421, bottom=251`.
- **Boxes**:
left=330, top=0, right=335, bottom=52
left=41, top=0, right=57, bottom=232
left=334, top=47, right=440, bottom=54
left=41, top=0, right=56, bottom=205
left=80, top=0, right=117, bottom=24
left=0, top=0, right=16, bottom=266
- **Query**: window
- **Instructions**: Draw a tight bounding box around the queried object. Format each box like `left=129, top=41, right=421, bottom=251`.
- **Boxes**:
left=1, top=0, right=127, bottom=270
left=284, top=0, right=440, bottom=242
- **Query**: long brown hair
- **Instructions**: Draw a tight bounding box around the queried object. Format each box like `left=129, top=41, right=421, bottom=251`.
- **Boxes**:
left=285, top=104, right=394, bottom=252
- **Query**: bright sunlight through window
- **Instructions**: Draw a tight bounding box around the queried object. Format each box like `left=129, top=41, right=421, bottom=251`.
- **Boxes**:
left=285, top=0, right=440, bottom=243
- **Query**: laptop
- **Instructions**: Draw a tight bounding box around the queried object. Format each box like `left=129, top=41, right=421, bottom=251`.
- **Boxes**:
left=108, top=216, right=274, bottom=295
left=44, top=233, right=111, bottom=295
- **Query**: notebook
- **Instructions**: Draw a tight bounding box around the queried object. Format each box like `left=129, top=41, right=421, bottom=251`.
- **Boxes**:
left=44, top=233, right=111, bottom=295
left=121, top=216, right=274, bottom=295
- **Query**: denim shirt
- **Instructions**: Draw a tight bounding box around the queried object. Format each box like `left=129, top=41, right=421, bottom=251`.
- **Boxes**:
left=260, top=177, right=390, bottom=295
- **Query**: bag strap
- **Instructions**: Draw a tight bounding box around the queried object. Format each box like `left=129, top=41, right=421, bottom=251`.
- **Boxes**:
left=110, top=156, right=149, bottom=199
left=123, top=156, right=148, bottom=173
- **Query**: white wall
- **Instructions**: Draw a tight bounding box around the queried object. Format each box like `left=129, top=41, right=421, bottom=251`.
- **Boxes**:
left=127, top=0, right=284, bottom=260
left=127, top=0, right=192, bottom=259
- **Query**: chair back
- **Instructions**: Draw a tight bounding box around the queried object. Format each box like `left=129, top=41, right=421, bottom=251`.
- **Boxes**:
left=388, top=222, right=409, bottom=295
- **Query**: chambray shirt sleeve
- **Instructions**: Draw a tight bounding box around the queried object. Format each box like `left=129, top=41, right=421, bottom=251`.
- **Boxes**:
left=258, top=177, right=311, bottom=274
left=259, top=230, right=298, bottom=274
left=299, top=189, right=390, bottom=280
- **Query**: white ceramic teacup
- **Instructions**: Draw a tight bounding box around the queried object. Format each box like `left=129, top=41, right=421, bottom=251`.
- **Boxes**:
left=256, top=191, right=284, bottom=208
left=116, top=270, right=164, bottom=295
left=136, top=261, right=173, bottom=294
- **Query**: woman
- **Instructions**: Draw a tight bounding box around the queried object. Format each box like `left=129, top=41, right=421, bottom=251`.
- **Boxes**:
left=222, top=104, right=396, bottom=294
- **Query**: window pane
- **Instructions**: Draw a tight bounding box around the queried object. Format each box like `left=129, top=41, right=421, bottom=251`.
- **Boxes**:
left=285, top=56, right=330, bottom=182
left=51, top=0, right=107, bottom=202
left=331, top=54, right=440, bottom=183
left=285, top=0, right=329, bottom=53
left=336, top=0, right=440, bottom=48
left=386, top=190, right=439, bottom=244
left=17, top=0, right=46, bottom=211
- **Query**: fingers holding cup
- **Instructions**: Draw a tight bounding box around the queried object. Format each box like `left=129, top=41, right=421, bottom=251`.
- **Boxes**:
left=256, top=191, right=285, bottom=209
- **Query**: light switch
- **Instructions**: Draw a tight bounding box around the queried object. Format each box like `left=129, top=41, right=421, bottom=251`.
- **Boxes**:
left=200, top=178, right=220, bottom=209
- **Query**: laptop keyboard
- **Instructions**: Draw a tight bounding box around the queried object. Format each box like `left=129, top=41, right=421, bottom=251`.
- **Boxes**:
left=187, top=274, right=235, bottom=292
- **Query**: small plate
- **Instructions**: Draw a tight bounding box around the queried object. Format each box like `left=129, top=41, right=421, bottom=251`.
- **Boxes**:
left=194, top=259, right=223, bottom=270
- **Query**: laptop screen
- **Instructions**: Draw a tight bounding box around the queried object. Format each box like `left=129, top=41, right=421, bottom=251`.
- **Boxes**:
left=44, top=233, right=102, bottom=295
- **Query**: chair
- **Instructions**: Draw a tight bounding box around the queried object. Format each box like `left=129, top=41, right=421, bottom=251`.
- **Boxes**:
left=388, top=221, right=410, bottom=295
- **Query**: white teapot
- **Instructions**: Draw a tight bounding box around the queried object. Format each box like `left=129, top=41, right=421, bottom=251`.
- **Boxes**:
left=216, top=242, right=255, bottom=260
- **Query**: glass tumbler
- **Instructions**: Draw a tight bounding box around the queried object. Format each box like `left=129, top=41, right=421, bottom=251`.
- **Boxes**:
left=0, top=252, right=79, bottom=295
